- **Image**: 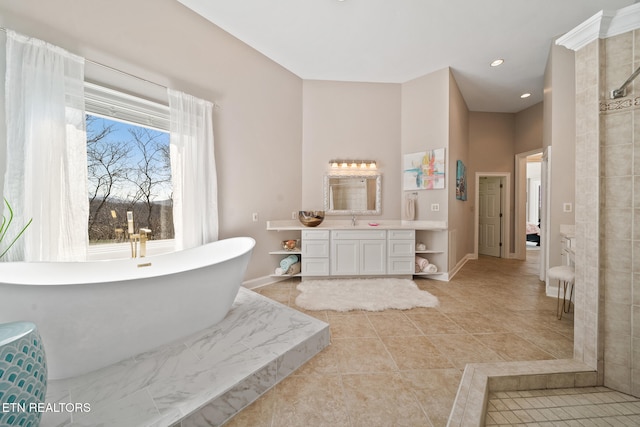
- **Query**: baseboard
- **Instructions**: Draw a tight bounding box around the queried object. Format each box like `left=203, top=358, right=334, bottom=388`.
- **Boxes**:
left=448, top=253, right=474, bottom=280
left=243, top=275, right=289, bottom=290
left=546, top=279, right=558, bottom=298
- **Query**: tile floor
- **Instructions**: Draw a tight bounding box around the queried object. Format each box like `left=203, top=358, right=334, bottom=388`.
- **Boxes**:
left=229, top=250, right=578, bottom=426
left=486, top=387, right=640, bottom=426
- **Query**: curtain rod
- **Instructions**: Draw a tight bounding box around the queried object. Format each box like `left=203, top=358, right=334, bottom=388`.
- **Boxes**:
left=0, top=26, right=221, bottom=109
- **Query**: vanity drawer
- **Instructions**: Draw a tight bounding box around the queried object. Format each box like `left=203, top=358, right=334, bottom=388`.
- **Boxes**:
left=302, top=240, right=329, bottom=257
left=302, top=258, right=329, bottom=276
left=388, top=229, right=415, bottom=240
left=302, top=230, right=329, bottom=240
left=388, top=258, right=415, bottom=275
left=388, top=240, right=415, bottom=257
left=332, top=230, right=386, bottom=240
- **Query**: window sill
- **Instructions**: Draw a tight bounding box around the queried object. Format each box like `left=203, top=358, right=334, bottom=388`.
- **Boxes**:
left=87, top=239, right=175, bottom=261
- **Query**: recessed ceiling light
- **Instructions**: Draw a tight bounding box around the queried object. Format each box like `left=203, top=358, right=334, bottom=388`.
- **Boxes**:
left=490, top=59, right=504, bottom=67
left=520, top=93, right=531, bottom=99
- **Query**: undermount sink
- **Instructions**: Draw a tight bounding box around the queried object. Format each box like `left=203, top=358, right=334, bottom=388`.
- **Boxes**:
left=328, top=222, right=384, bottom=229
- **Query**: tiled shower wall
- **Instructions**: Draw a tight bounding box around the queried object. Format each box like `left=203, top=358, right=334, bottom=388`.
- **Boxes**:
left=574, top=37, right=602, bottom=381
left=576, top=29, right=640, bottom=397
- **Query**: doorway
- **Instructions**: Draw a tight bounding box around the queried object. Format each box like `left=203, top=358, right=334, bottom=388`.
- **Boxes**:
left=515, top=150, right=544, bottom=259
left=515, top=148, right=546, bottom=279
left=474, top=173, right=510, bottom=258
left=479, top=176, right=503, bottom=257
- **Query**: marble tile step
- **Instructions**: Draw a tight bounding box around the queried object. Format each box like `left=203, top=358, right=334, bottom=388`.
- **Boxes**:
left=40, top=287, right=330, bottom=427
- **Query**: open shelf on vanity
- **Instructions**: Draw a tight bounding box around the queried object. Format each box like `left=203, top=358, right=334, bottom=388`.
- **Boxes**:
left=268, top=249, right=301, bottom=255
left=414, top=229, right=447, bottom=277
left=269, top=236, right=303, bottom=277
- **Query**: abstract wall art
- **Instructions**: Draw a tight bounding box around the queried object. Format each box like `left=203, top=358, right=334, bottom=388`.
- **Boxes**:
left=403, top=148, right=445, bottom=190
left=456, top=160, right=467, bottom=201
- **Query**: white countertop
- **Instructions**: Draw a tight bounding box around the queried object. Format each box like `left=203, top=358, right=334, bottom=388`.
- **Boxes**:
left=560, top=224, right=575, bottom=264
left=267, top=219, right=448, bottom=231
left=560, top=224, right=575, bottom=238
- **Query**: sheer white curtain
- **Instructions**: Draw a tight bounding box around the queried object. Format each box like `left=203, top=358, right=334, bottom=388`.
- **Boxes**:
left=168, top=89, right=218, bottom=250
left=3, top=31, right=88, bottom=261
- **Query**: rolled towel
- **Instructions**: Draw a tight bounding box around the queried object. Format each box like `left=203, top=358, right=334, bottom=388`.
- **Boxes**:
left=423, top=264, right=438, bottom=273
left=287, top=262, right=301, bottom=275
left=415, top=256, right=429, bottom=273
left=280, top=254, right=299, bottom=272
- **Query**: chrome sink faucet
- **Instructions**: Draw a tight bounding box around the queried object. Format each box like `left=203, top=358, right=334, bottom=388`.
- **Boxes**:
left=351, top=214, right=357, bottom=226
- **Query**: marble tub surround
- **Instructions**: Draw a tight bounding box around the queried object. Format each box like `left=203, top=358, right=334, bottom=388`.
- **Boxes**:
left=39, top=288, right=330, bottom=427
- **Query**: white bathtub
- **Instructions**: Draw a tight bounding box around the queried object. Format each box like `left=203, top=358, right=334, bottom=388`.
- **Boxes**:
left=0, top=237, right=255, bottom=379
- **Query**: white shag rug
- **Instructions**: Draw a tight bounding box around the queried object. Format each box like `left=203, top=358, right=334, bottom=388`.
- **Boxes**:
left=295, top=278, right=439, bottom=312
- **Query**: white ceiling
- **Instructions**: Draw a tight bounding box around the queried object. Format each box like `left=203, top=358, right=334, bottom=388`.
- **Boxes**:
left=177, top=0, right=635, bottom=113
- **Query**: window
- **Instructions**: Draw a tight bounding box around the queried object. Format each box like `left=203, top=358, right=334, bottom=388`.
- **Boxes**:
left=84, top=83, right=174, bottom=256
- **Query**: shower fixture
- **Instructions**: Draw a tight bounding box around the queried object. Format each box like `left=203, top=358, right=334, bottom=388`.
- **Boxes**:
left=610, top=65, right=640, bottom=99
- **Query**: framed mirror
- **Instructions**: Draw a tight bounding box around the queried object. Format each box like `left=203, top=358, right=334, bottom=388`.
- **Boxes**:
left=323, top=173, right=381, bottom=215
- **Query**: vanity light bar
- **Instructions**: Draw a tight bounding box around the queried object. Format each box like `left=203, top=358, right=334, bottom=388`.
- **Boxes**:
left=329, top=159, right=377, bottom=169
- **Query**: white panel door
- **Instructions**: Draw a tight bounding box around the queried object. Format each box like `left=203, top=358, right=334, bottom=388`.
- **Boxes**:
left=479, top=177, right=502, bottom=257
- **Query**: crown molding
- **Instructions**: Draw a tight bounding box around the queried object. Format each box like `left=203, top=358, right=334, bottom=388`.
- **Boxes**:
left=556, top=3, right=640, bottom=51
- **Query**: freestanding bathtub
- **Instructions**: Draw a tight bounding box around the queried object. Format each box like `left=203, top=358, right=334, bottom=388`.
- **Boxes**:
left=0, top=237, right=255, bottom=379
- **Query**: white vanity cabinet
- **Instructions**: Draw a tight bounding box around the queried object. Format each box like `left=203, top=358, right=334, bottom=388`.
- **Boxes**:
left=301, top=230, right=330, bottom=276
left=387, top=229, right=416, bottom=274
left=267, top=220, right=449, bottom=280
left=330, top=229, right=387, bottom=276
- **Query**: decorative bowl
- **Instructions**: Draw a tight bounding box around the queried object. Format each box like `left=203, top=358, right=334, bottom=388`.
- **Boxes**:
left=282, top=239, right=300, bottom=251
left=298, top=210, right=325, bottom=227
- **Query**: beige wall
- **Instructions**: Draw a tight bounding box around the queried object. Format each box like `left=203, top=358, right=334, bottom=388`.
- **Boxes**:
left=543, top=41, right=576, bottom=269
left=468, top=106, right=544, bottom=256
left=447, top=70, right=473, bottom=265
left=515, top=102, right=544, bottom=258
left=469, top=112, right=516, bottom=252
left=301, top=80, right=401, bottom=219
left=400, top=68, right=450, bottom=224
left=0, top=0, right=304, bottom=281
left=515, top=103, right=544, bottom=154
left=469, top=113, right=516, bottom=173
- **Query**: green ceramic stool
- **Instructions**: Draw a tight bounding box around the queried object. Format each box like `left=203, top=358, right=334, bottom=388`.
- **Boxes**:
left=0, top=322, right=48, bottom=427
